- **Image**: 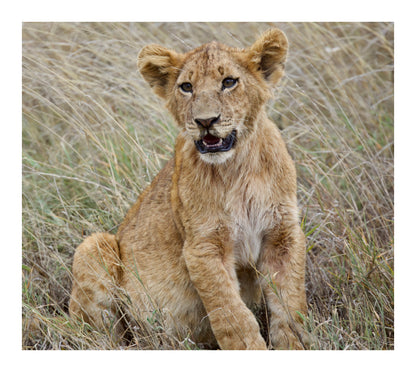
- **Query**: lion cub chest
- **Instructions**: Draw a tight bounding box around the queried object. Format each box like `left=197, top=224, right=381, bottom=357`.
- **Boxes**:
left=228, top=188, right=281, bottom=267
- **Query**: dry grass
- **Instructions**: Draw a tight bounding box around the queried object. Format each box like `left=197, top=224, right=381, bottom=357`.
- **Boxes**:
left=22, top=22, right=393, bottom=350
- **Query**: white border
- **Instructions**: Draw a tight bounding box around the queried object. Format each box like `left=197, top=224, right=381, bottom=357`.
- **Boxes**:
left=3, top=0, right=415, bottom=371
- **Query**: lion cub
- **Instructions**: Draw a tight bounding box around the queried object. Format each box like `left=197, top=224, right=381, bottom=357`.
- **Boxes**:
left=69, top=28, right=309, bottom=350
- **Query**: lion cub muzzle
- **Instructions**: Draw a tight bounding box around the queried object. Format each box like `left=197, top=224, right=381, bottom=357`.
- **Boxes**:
left=192, top=115, right=237, bottom=154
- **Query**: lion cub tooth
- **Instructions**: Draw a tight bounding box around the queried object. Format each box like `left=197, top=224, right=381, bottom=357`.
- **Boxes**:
left=203, top=138, right=223, bottom=147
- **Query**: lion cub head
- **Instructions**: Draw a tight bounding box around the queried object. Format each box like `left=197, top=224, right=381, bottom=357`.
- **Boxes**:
left=138, top=28, right=288, bottom=164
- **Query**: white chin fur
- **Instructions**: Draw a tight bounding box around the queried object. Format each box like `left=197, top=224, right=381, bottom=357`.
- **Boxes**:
left=199, top=149, right=235, bottom=164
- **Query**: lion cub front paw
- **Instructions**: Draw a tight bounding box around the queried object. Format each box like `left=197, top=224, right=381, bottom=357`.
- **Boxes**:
left=219, top=332, right=267, bottom=350
left=246, top=334, right=268, bottom=350
left=213, top=312, right=267, bottom=350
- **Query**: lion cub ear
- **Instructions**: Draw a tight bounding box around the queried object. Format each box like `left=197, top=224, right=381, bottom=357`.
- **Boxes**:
left=137, top=45, right=183, bottom=99
left=247, top=28, right=288, bottom=85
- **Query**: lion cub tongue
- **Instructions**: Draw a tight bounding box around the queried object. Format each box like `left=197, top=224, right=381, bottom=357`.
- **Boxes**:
left=203, top=133, right=222, bottom=146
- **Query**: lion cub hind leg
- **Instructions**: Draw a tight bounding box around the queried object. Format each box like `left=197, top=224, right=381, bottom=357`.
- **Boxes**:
left=69, top=233, right=124, bottom=338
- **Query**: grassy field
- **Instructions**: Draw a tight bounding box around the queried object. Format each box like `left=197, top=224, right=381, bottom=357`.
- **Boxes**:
left=22, top=22, right=394, bottom=350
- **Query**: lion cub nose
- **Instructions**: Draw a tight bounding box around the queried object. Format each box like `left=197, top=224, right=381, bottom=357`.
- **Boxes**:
left=194, top=115, right=220, bottom=129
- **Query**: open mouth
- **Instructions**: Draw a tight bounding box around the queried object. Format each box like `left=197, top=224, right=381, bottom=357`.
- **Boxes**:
left=195, top=130, right=237, bottom=154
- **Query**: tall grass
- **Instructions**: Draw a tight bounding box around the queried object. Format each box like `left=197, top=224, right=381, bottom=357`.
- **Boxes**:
left=22, top=22, right=393, bottom=350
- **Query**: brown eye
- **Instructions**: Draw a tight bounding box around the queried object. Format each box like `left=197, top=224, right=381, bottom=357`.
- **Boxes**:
left=222, top=77, right=238, bottom=90
left=179, top=82, right=193, bottom=93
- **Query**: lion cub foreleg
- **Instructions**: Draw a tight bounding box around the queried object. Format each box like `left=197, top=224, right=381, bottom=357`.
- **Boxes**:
left=183, top=239, right=267, bottom=350
left=259, top=219, right=309, bottom=350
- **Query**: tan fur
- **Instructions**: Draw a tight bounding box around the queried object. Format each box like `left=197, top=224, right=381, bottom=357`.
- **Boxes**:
left=69, top=28, right=309, bottom=350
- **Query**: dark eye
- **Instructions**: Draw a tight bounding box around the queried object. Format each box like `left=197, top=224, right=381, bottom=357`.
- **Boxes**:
left=179, top=82, right=193, bottom=93
left=222, top=77, right=238, bottom=90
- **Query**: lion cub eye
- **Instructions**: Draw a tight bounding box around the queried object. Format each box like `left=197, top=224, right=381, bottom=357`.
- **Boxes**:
left=222, top=77, right=238, bottom=90
left=179, top=82, right=193, bottom=93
